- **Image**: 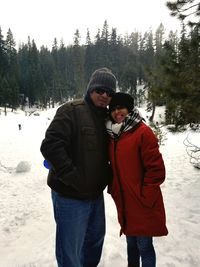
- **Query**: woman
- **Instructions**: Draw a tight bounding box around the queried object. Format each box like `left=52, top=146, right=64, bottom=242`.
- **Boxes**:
left=106, top=92, right=168, bottom=267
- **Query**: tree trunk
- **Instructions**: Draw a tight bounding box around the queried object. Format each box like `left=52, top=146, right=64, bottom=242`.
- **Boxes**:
left=149, top=103, right=156, bottom=122
left=4, top=105, right=7, bottom=116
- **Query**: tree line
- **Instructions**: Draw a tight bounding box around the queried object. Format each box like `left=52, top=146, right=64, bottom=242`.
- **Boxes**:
left=0, top=16, right=200, bottom=127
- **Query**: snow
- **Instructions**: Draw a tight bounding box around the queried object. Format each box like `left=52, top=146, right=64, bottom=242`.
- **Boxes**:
left=0, top=106, right=200, bottom=267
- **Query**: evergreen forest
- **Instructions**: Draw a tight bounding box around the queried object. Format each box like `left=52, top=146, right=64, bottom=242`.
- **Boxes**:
left=0, top=0, right=200, bottom=128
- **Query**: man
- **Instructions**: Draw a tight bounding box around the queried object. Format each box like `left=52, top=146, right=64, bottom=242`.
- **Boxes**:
left=40, top=68, right=117, bottom=267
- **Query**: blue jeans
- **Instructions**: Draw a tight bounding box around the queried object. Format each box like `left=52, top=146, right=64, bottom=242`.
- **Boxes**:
left=126, top=236, right=156, bottom=267
left=52, top=191, right=105, bottom=267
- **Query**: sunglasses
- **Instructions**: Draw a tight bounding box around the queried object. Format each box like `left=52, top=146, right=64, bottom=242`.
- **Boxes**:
left=94, top=88, right=115, bottom=97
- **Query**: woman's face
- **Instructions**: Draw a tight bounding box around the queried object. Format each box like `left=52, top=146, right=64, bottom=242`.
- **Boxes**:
left=111, top=107, right=129, bottom=123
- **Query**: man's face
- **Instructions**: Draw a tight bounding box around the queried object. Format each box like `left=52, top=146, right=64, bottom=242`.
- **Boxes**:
left=90, top=88, right=114, bottom=108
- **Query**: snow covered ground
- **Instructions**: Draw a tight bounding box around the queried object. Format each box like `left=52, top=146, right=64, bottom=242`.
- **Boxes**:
left=0, top=105, right=200, bottom=267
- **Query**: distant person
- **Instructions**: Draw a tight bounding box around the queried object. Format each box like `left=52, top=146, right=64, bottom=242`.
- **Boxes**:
left=18, top=124, right=22, bottom=130
left=106, top=92, right=168, bottom=267
left=40, top=67, right=117, bottom=267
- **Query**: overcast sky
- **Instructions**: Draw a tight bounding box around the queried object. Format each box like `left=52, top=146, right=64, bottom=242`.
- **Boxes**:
left=1, top=0, right=181, bottom=48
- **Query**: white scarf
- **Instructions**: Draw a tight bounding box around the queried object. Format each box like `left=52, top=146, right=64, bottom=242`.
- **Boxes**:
left=106, top=108, right=143, bottom=139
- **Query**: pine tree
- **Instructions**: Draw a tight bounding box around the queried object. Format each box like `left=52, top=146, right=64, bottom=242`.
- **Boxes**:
left=166, top=0, right=200, bottom=26
left=84, top=28, right=94, bottom=83
left=0, top=27, right=7, bottom=78
left=72, top=29, right=85, bottom=97
left=5, top=28, right=19, bottom=109
left=39, top=46, right=54, bottom=107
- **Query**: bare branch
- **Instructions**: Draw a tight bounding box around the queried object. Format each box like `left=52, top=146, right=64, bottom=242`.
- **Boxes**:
left=183, top=134, right=200, bottom=169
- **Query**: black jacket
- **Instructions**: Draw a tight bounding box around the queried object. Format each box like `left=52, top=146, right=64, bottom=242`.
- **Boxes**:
left=40, top=98, right=112, bottom=199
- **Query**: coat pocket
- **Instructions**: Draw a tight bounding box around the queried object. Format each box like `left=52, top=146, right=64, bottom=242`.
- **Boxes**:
left=59, top=166, right=83, bottom=192
left=81, top=127, right=97, bottom=150
left=140, top=185, right=161, bottom=208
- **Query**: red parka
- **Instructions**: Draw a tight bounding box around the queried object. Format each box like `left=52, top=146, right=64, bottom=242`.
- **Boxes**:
left=109, top=121, right=168, bottom=237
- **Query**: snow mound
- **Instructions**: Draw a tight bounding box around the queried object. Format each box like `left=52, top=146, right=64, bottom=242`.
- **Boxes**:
left=0, top=161, right=15, bottom=173
left=15, top=161, right=31, bottom=173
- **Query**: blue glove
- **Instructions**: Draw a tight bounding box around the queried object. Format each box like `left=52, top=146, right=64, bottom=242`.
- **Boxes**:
left=43, top=159, right=52, bottom=170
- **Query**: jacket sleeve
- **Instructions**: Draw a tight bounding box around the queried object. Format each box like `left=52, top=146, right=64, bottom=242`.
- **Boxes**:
left=40, top=104, right=78, bottom=187
left=140, top=126, right=166, bottom=207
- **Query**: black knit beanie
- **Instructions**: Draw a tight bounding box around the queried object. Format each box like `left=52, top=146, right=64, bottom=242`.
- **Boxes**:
left=109, top=92, right=134, bottom=113
left=87, top=67, right=117, bottom=93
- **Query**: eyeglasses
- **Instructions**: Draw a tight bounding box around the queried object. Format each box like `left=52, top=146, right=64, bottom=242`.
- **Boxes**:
left=94, top=88, right=115, bottom=97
